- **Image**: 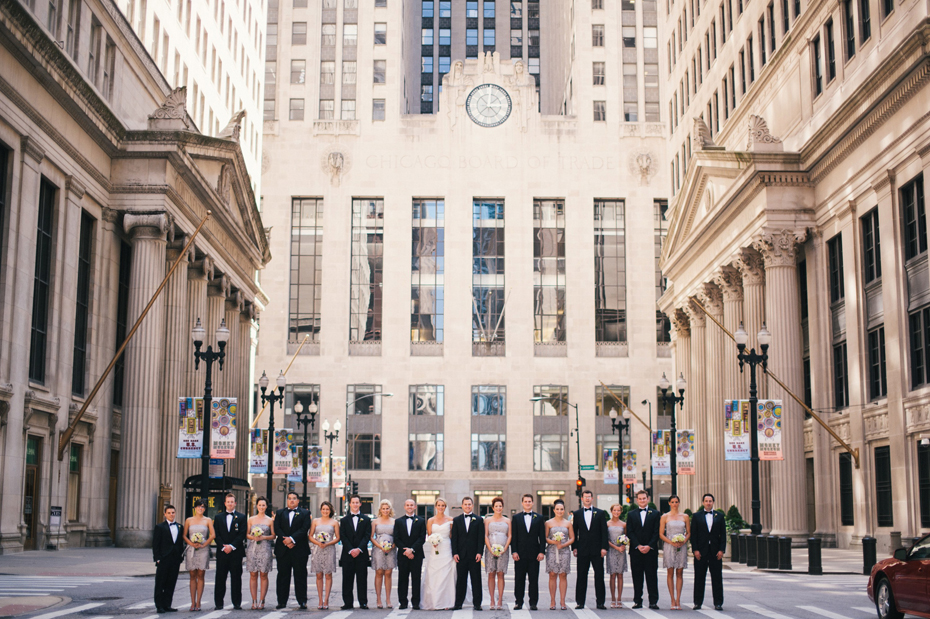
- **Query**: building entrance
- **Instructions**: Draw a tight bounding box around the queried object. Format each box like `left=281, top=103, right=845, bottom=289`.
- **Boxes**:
left=23, top=437, right=41, bottom=550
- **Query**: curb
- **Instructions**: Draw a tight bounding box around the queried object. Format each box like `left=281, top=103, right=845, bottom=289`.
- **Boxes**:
left=0, top=596, right=69, bottom=618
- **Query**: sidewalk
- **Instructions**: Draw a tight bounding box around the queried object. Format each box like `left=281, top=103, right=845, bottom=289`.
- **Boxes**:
left=725, top=546, right=865, bottom=575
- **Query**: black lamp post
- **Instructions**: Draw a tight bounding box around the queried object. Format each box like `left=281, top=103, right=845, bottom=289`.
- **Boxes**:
left=530, top=395, right=582, bottom=508
left=259, top=370, right=286, bottom=513
left=641, top=398, right=654, bottom=497
left=294, top=399, right=318, bottom=510
left=608, top=407, right=631, bottom=501
left=321, top=419, right=341, bottom=506
left=659, top=372, right=687, bottom=497
left=734, top=321, right=771, bottom=536
left=192, top=317, right=230, bottom=514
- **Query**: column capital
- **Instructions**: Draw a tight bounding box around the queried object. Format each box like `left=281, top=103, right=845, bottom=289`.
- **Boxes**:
left=167, top=235, right=194, bottom=262
left=700, top=282, right=724, bottom=316
left=188, top=254, right=214, bottom=281
left=208, top=273, right=230, bottom=298
left=685, top=297, right=706, bottom=327
left=65, top=175, right=86, bottom=201
left=240, top=299, right=254, bottom=323
left=713, top=265, right=743, bottom=301
left=753, top=228, right=808, bottom=268
left=101, top=207, right=122, bottom=224
left=226, top=288, right=244, bottom=312
left=734, top=247, right=765, bottom=285
left=20, top=135, right=45, bottom=164
left=123, top=211, right=171, bottom=242
left=672, top=307, right=691, bottom=338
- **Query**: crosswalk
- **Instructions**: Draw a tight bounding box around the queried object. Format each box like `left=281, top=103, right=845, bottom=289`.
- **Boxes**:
left=0, top=575, right=133, bottom=598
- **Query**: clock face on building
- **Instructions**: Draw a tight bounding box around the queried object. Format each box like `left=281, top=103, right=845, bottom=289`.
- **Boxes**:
left=465, top=84, right=512, bottom=127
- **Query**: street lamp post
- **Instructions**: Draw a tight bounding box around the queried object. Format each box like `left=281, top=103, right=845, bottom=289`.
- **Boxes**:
left=322, top=419, right=341, bottom=506
left=608, top=407, right=631, bottom=501
left=530, top=395, right=582, bottom=508
left=641, top=398, right=653, bottom=497
left=659, top=372, right=687, bottom=497
left=734, top=321, right=771, bottom=536
left=192, top=317, right=230, bottom=513
left=259, top=370, right=286, bottom=513
left=294, top=399, right=319, bottom=510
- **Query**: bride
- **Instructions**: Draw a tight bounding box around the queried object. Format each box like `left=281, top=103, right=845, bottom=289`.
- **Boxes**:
left=421, top=497, right=456, bottom=610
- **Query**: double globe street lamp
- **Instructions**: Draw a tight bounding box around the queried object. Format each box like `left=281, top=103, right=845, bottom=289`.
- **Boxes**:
left=608, top=407, right=632, bottom=501
left=294, top=399, right=318, bottom=509
left=192, top=317, right=230, bottom=511
left=659, top=372, right=686, bottom=496
left=734, top=321, right=771, bottom=536
left=259, top=370, right=286, bottom=512
left=321, top=419, right=342, bottom=506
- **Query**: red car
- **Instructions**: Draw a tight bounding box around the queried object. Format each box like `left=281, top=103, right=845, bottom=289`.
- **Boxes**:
left=868, top=533, right=930, bottom=619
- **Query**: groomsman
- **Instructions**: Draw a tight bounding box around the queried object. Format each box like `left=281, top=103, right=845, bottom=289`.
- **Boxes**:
left=213, top=493, right=247, bottom=610
left=274, top=492, right=311, bottom=609
left=152, top=504, right=184, bottom=613
left=691, top=493, right=727, bottom=611
left=393, top=499, right=426, bottom=610
left=626, top=490, right=661, bottom=609
left=340, top=495, right=372, bottom=610
left=511, top=494, right=546, bottom=610
left=451, top=497, right=484, bottom=610
left=571, top=489, right=609, bottom=609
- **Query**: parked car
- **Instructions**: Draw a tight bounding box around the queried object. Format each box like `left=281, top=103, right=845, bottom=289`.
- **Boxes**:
left=868, top=533, right=930, bottom=619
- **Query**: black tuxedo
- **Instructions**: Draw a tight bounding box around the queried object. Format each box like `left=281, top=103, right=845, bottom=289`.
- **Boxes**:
left=393, top=514, right=426, bottom=608
left=213, top=510, right=247, bottom=608
left=273, top=507, right=311, bottom=607
left=691, top=509, right=726, bottom=607
left=451, top=512, right=484, bottom=609
left=626, top=507, right=661, bottom=606
left=511, top=511, right=546, bottom=607
left=340, top=512, right=372, bottom=607
left=152, top=520, right=184, bottom=611
left=571, top=507, right=609, bottom=607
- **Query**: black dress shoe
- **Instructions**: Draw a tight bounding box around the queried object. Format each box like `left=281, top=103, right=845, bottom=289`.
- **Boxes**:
left=575, top=605, right=585, bottom=610
left=413, top=606, right=421, bottom=610
left=156, top=610, right=166, bottom=615
left=341, top=605, right=354, bottom=610
left=215, top=607, right=223, bottom=611
left=693, top=605, right=702, bottom=610
left=596, top=605, right=608, bottom=610
left=452, top=606, right=463, bottom=610
left=474, top=606, right=483, bottom=611
left=513, top=605, right=523, bottom=610
left=360, top=605, right=369, bottom=610
left=276, top=604, right=287, bottom=609
left=399, top=604, right=408, bottom=609
left=232, top=606, right=243, bottom=610
left=166, top=609, right=178, bottom=613
left=631, top=603, right=643, bottom=609
left=715, top=605, right=724, bottom=611
left=649, top=605, right=660, bottom=610
left=299, top=604, right=308, bottom=610
left=529, top=605, right=537, bottom=611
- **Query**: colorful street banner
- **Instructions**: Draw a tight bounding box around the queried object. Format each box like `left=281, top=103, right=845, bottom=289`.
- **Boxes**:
left=724, top=400, right=751, bottom=461
left=177, top=397, right=204, bottom=458
left=315, top=457, right=330, bottom=488
left=652, top=430, right=672, bottom=475
left=272, top=429, right=294, bottom=474
left=287, top=444, right=303, bottom=482
left=249, top=429, right=268, bottom=474
left=307, top=446, right=324, bottom=483
left=757, top=399, right=784, bottom=460
left=209, top=398, right=238, bottom=459
left=603, top=448, right=619, bottom=484
left=622, top=450, right=637, bottom=484
left=332, top=457, right=346, bottom=484
left=676, top=429, right=695, bottom=475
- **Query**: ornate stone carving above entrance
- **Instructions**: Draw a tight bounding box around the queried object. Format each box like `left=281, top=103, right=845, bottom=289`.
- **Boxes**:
left=148, top=87, right=190, bottom=130
left=747, top=114, right=783, bottom=152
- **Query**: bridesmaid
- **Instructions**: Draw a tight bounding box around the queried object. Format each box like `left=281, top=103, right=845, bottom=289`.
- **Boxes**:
left=309, top=501, right=340, bottom=609
left=245, top=496, right=275, bottom=610
left=659, top=495, right=691, bottom=610
left=183, top=499, right=215, bottom=612
left=606, top=504, right=629, bottom=608
left=371, top=499, right=397, bottom=609
left=483, top=497, right=511, bottom=610
left=544, top=499, right=575, bottom=610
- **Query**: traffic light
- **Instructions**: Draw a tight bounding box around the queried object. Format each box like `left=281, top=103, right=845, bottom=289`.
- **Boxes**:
left=575, top=476, right=586, bottom=497
left=351, top=480, right=359, bottom=494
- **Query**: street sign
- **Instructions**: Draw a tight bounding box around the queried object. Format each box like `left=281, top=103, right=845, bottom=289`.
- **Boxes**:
left=580, top=464, right=596, bottom=470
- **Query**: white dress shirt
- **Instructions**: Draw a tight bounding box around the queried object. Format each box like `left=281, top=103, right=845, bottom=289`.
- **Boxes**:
left=640, top=509, right=647, bottom=526
left=464, top=514, right=471, bottom=532
left=406, top=515, right=413, bottom=536
left=523, top=512, right=533, bottom=532
left=584, top=507, right=593, bottom=528
left=169, top=522, right=178, bottom=543
left=704, top=510, right=714, bottom=533
left=226, top=512, right=236, bottom=549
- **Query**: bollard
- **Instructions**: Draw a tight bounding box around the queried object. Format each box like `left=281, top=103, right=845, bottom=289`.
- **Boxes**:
left=746, top=534, right=758, bottom=567
left=738, top=534, right=748, bottom=564
left=767, top=536, right=779, bottom=569
left=757, top=534, right=769, bottom=568
left=808, top=536, right=823, bottom=575
left=778, top=537, right=792, bottom=570
left=862, top=536, right=877, bottom=575
left=730, top=532, right=741, bottom=563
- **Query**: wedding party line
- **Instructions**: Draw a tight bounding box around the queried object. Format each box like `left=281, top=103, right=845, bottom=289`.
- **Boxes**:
left=151, top=488, right=727, bottom=614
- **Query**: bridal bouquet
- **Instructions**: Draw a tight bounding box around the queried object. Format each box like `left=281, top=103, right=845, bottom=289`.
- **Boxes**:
left=380, top=537, right=394, bottom=553
left=314, top=531, right=331, bottom=544
left=552, top=531, right=565, bottom=560
left=191, top=532, right=205, bottom=545
left=251, top=526, right=265, bottom=544
left=490, top=544, right=505, bottom=557
left=616, top=534, right=630, bottom=546
left=427, top=533, right=442, bottom=555
left=670, top=533, right=687, bottom=544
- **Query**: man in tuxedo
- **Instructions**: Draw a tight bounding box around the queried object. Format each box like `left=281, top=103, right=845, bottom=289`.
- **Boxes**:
left=273, top=492, right=311, bottom=609
left=152, top=504, right=184, bottom=613
left=213, top=493, right=247, bottom=610
left=451, top=497, right=484, bottom=610
left=511, top=494, right=546, bottom=610
left=393, top=498, right=426, bottom=610
left=691, top=493, right=727, bottom=611
left=571, top=489, right=609, bottom=609
left=626, top=490, right=661, bottom=609
left=340, top=495, right=372, bottom=610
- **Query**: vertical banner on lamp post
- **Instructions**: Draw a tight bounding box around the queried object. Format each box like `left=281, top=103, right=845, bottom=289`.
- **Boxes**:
left=272, top=429, right=294, bottom=474
left=177, top=397, right=204, bottom=458
left=249, top=429, right=268, bottom=474
left=622, top=450, right=637, bottom=484
left=603, top=448, right=619, bottom=484
left=652, top=430, right=672, bottom=475
left=287, top=444, right=303, bottom=482
left=757, top=400, right=784, bottom=460
left=315, top=457, right=330, bottom=488
left=676, top=430, right=696, bottom=474
left=209, top=398, right=238, bottom=459
left=307, top=446, right=324, bottom=483
left=332, top=457, right=347, bottom=485
left=724, top=400, right=751, bottom=461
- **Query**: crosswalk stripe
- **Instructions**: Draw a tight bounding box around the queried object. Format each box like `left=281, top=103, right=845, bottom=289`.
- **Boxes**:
left=799, top=605, right=861, bottom=619
left=29, top=603, right=105, bottom=619
left=511, top=607, right=532, bottom=619
left=257, top=612, right=287, bottom=619
left=452, top=608, right=474, bottom=619
left=325, top=610, right=354, bottom=619
left=198, top=611, right=230, bottom=619
left=385, top=608, right=413, bottom=619
left=126, top=601, right=156, bottom=609
left=697, top=609, right=735, bottom=619
left=572, top=606, right=601, bottom=619
left=85, top=615, right=113, bottom=619
left=629, top=606, right=666, bottom=618
left=740, top=604, right=799, bottom=618
left=852, top=607, right=875, bottom=613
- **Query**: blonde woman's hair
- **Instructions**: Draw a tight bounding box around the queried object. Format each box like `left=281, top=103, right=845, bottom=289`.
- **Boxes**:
left=379, top=499, right=396, bottom=518
left=610, top=503, right=623, bottom=514
left=434, top=497, right=447, bottom=508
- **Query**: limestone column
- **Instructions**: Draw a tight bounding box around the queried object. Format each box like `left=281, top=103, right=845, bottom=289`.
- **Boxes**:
left=700, top=282, right=727, bottom=509
left=235, top=302, right=253, bottom=481
left=115, top=212, right=170, bottom=547
left=684, top=298, right=706, bottom=510
left=206, top=274, right=229, bottom=398
left=671, top=309, right=692, bottom=505
left=714, top=265, right=749, bottom=514
left=181, top=256, right=213, bottom=488
left=158, top=237, right=190, bottom=509
left=223, top=289, right=242, bottom=478
left=754, top=229, right=809, bottom=541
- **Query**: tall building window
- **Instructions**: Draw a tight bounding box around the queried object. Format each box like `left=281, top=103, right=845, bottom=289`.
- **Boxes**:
left=65, top=0, right=81, bottom=58
left=812, top=35, right=822, bottom=96
left=644, top=27, right=657, bottom=48
left=483, top=28, right=496, bottom=46
left=373, top=59, right=386, bottom=83
left=511, top=29, right=523, bottom=45
left=593, top=100, right=606, bottom=121
left=902, top=175, right=927, bottom=261
left=593, top=61, right=605, bottom=85
left=289, top=98, right=305, bottom=120
left=344, top=24, right=358, bottom=46
left=346, top=384, right=382, bottom=470
left=919, top=441, right=930, bottom=528
left=468, top=28, right=480, bottom=45
left=291, top=59, right=306, bottom=84
left=485, top=1, right=496, bottom=17
left=622, top=26, right=636, bottom=47
left=655, top=201, right=671, bottom=342
left=859, top=0, right=871, bottom=41
left=350, top=199, right=384, bottom=342
left=909, top=308, right=930, bottom=389
left=875, top=445, right=893, bottom=526
left=592, top=24, right=605, bottom=46
left=292, top=21, right=307, bottom=44
left=782, top=0, right=790, bottom=32
left=826, top=19, right=836, bottom=81
left=374, top=22, right=387, bottom=44
left=320, top=61, right=335, bottom=84
left=471, top=386, right=506, bottom=471
left=862, top=208, right=882, bottom=283
left=844, top=0, right=856, bottom=60
left=747, top=35, right=755, bottom=83
left=72, top=212, right=94, bottom=396
left=759, top=18, right=767, bottom=66
left=341, top=99, right=356, bottom=120
left=464, top=1, right=476, bottom=17
left=439, top=28, right=451, bottom=45
left=839, top=452, right=854, bottom=526
left=533, top=385, right=569, bottom=472
left=868, top=326, right=887, bottom=400
left=828, top=235, right=845, bottom=303
left=595, top=200, right=626, bottom=343
left=29, top=179, right=56, bottom=384
left=0, top=148, right=6, bottom=274
left=289, top=198, right=323, bottom=344
left=319, top=99, right=335, bottom=119
left=422, top=56, right=433, bottom=73
left=533, top=200, right=566, bottom=343
left=472, top=200, right=505, bottom=347
left=833, top=342, right=849, bottom=408
left=67, top=443, right=83, bottom=522
left=422, top=1, right=434, bottom=17
left=409, top=385, right=444, bottom=471
left=412, top=199, right=445, bottom=342
left=322, top=24, right=336, bottom=45
left=439, top=56, right=451, bottom=73
left=422, top=28, right=433, bottom=45
left=882, top=0, right=894, bottom=18
left=372, top=99, right=386, bottom=120
left=512, top=1, right=523, bottom=17
left=112, top=242, right=131, bottom=407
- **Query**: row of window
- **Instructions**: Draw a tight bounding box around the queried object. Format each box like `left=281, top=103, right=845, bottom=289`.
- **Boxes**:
left=284, top=97, right=386, bottom=121
left=838, top=443, right=930, bottom=528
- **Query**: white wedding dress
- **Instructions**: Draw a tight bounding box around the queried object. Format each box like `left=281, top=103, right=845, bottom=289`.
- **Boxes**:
left=421, top=520, right=457, bottom=610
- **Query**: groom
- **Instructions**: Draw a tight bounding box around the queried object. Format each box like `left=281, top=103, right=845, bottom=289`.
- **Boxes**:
left=451, top=497, right=483, bottom=611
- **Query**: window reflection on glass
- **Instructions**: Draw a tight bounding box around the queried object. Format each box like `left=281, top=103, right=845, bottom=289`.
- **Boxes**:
left=595, top=384, right=629, bottom=417
left=410, top=385, right=444, bottom=415
left=534, top=434, right=568, bottom=471
left=412, top=200, right=445, bottom=342
left=533, top=200, right=565, bottom=343
left=409, top=433, right=443, bottom=470
left=473, top=200, right=505, bottom=343
left=348, top=384, right=383, bottom=415
left=289, top=199, right=323, bottom=343
left=533, top=385, right=568, bottom=416
left=472, top=385, right=506, bottom=415
left=350, top=199, right=384, bottom=341
left=471, top=434, right=506, bottom=470
left=594, top=200, right=626, bottom=342
left=347, top=433, right=381, bottom=470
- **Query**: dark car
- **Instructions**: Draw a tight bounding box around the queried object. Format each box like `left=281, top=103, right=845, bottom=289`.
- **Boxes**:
left=868, top=533, right=930, bottom=619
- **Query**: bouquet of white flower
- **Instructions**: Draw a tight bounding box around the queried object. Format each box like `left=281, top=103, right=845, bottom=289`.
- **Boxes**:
left=191, top=532, right=205, bottom=545
left=314, top=531, right=331, bottom=544
left=427, top=533, right=442, bottom=555
left=491, top=544, right=505, bottom=557
left=670, top=533, right=687, bottom=544
left=251, top=526, right=265, bottom=544
left=380, top=536, right=394, bottom=553
left=552, top=531, right=566, bottom=560
left=616, top=534, right=630, bottom=546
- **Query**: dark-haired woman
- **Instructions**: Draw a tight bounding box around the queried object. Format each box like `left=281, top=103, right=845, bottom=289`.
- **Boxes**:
left=183, top=499, right=215, bottom=611
left=659, top=495, right=690, bottom=610
left=246, top=497, right=276, bottom=609
left=310, top=501, right=340, bottom=609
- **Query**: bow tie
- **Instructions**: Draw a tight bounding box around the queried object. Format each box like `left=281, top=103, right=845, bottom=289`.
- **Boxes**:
left=584, top=508, right=592, bottom=512
left=406, top=515, right=413, bottom=519
left=352, top=514, right=359, bottom=518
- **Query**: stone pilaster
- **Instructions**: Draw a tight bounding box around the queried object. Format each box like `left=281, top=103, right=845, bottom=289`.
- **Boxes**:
left=671, top=308, right=691, bottom=505
left=700, top=282, right=727, bottom=509
left=235, top=302, right=253, bottom=481
left=684, top=298, right=706, bottom=510
left=115, top=212, right=170, bottom=547
left=181, top=256, right=212, bottom=486
left=754, top=229, right=809, bottom=541
left=224, top=289, right=243, bottom=479
left=206, top=274, right=229, bottom=398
